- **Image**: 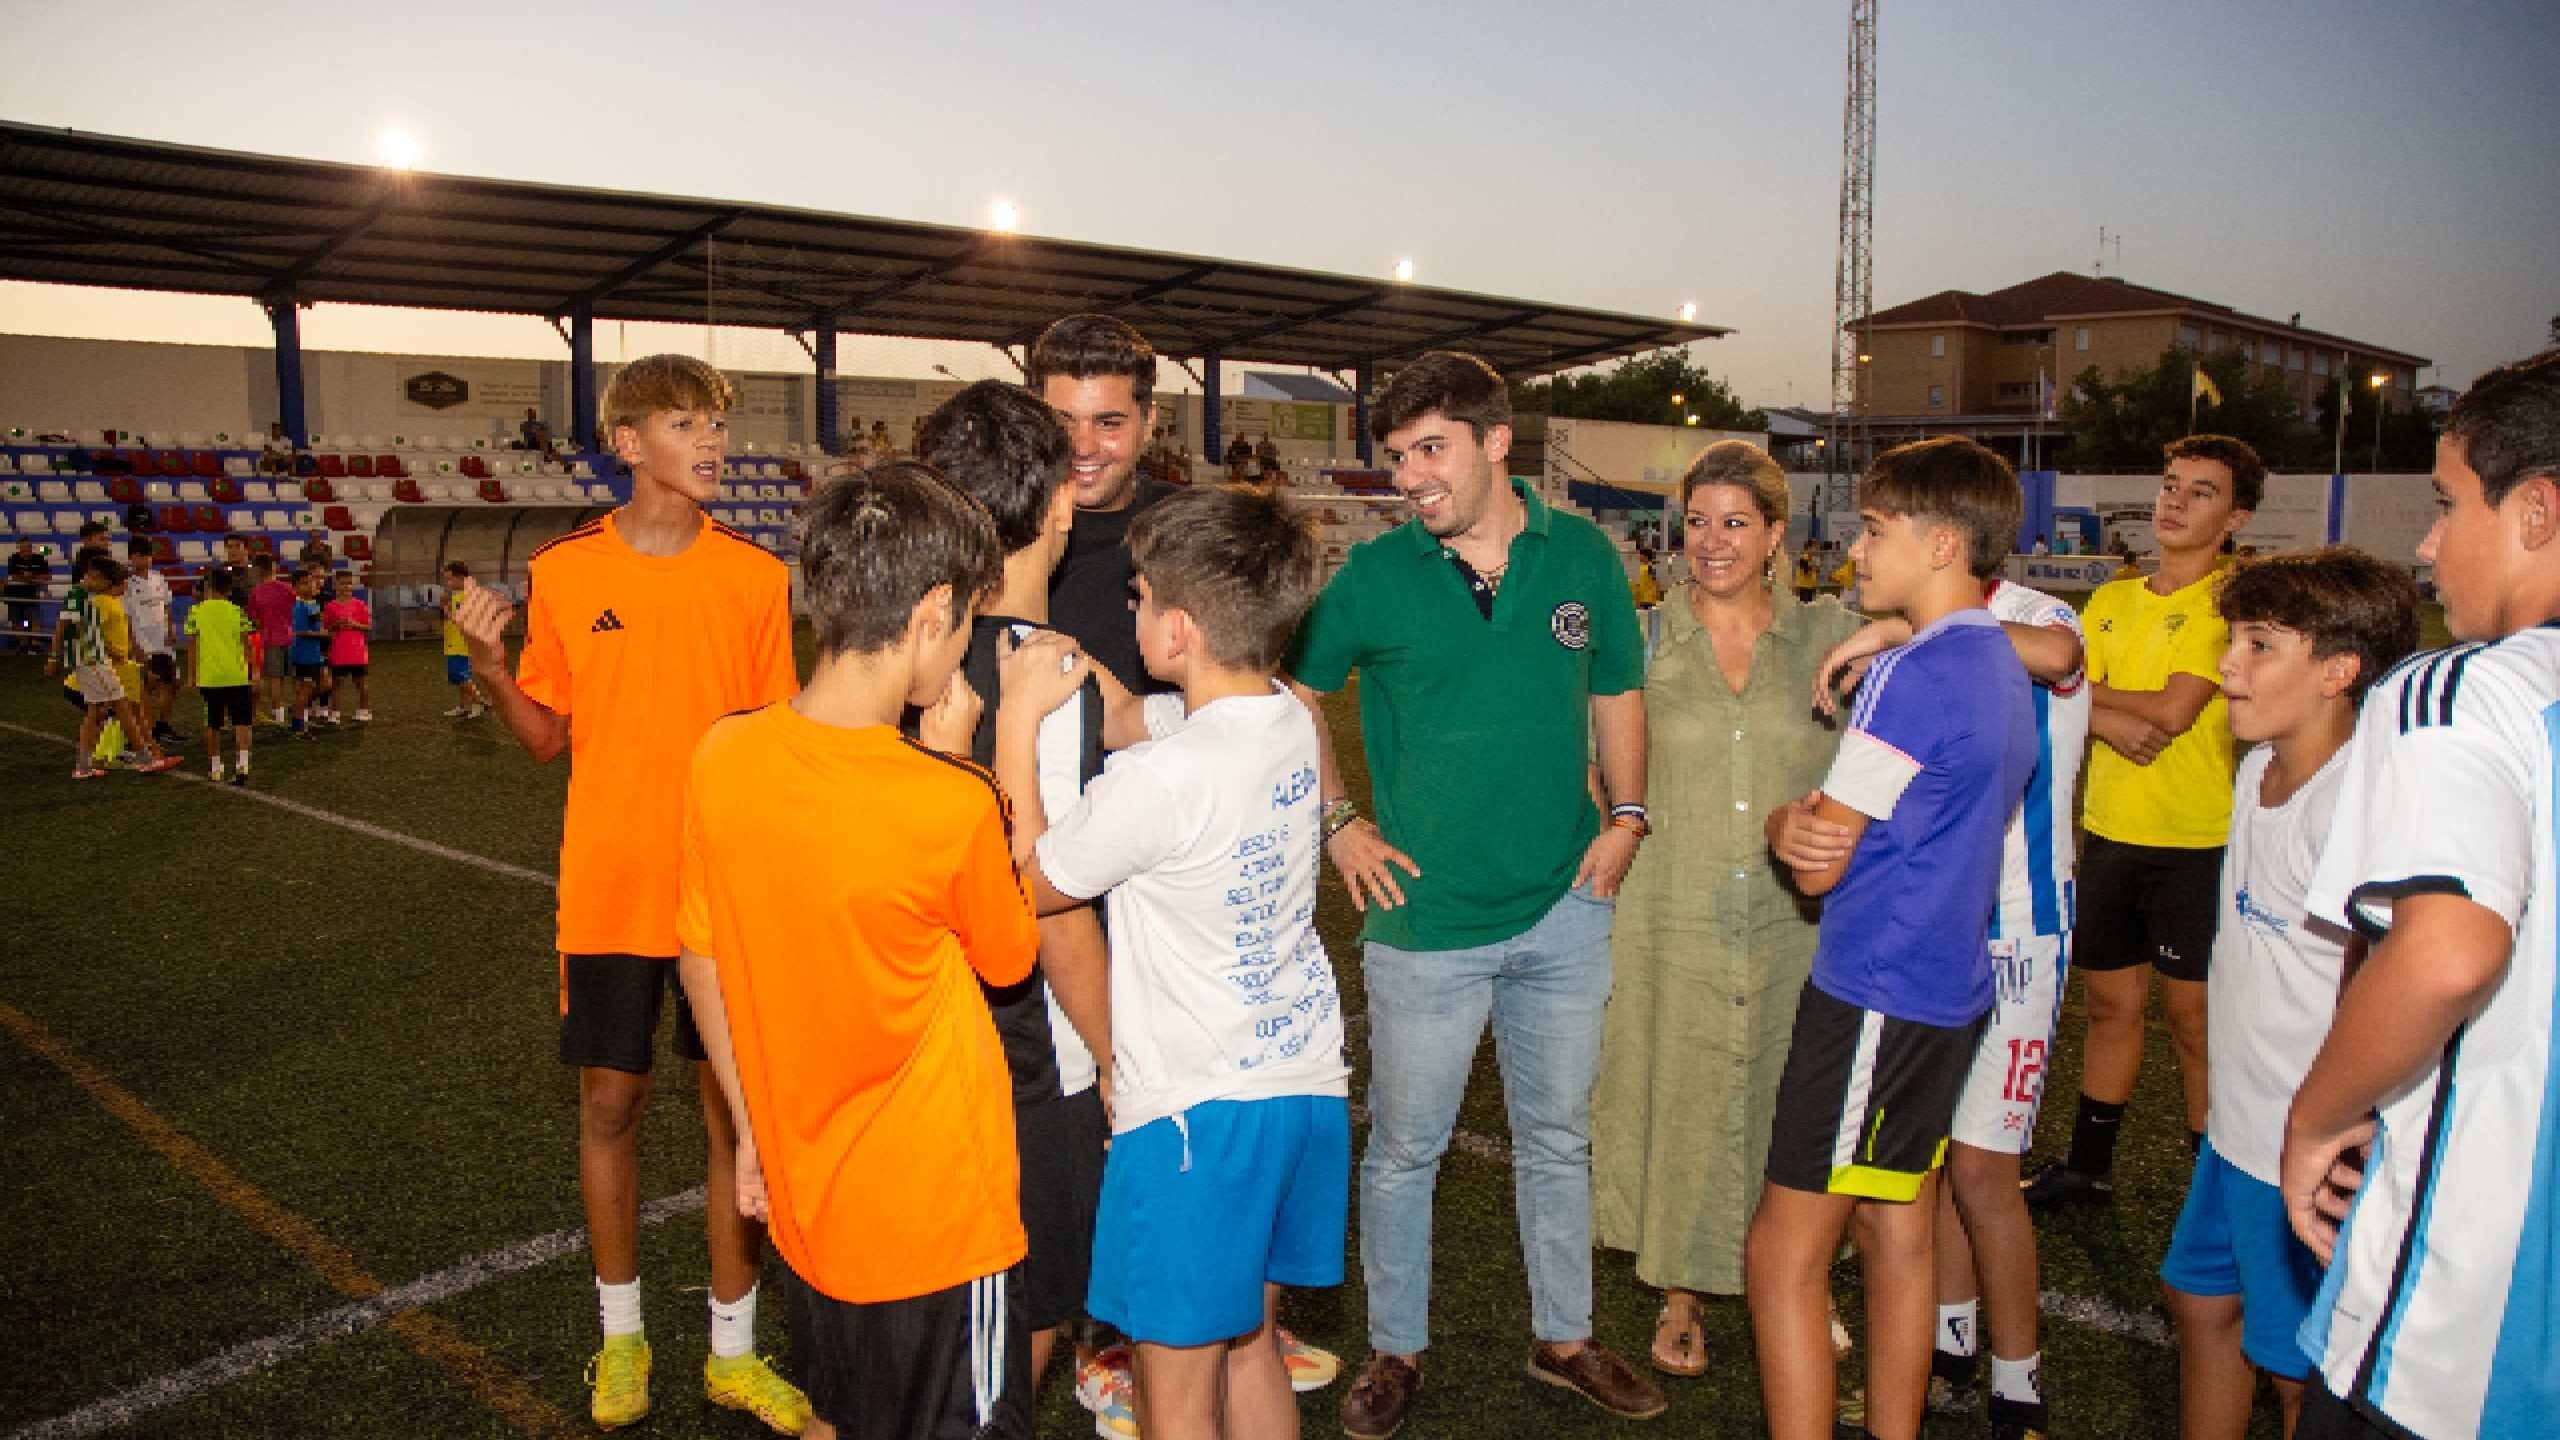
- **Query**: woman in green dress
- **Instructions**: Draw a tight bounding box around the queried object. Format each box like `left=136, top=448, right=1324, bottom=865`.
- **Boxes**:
left=1592, top=440, right=1864, bottom=1378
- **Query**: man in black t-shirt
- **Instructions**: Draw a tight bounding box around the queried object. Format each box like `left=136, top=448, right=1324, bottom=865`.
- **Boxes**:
left=7, top=537, right=50, bottom=652
left=1034, top=314, right=1179, bottom=696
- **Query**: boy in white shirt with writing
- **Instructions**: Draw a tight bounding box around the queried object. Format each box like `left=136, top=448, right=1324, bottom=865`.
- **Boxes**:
left=994, top=484, right=1349, bottom=1440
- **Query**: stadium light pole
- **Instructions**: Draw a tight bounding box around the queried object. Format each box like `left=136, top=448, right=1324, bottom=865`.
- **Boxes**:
left=376, top=128, right=422, bottom=171
left=990, top=199, right=1020, bottom=233
left=1392, top=257, right=1415, bottom=283
left=2369, top=372, right=2387, bottom=471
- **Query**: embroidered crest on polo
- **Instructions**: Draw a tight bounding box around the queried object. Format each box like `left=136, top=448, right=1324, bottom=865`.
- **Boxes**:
left=1550, top=601, right=1590, bottom=650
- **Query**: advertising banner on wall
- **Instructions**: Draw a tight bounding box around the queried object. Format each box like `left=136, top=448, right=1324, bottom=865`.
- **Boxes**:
left=394, top=360, right=544, bottom=420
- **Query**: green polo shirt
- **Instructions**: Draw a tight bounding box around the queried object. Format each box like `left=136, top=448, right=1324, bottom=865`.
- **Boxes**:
left=1287, top=478, right=1644, bottom=951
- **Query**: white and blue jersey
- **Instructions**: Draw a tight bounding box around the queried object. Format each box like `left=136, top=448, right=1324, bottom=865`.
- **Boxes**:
left=1816, top=608, right=2039, bottom=1028
left=1035, top=686, right=1350, bottom=1136
left=1984, top=580, right=2090, bottom=941
left=2298, top=627, right=2560, bottom=1437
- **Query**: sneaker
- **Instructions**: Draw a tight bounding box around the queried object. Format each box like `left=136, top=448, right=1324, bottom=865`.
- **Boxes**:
left=443, top=705, right=468, bottom=717
left=585, top=1334, right=651, bottom=1430
left=1525, top=1341, right=1666, bottom=1421
left=152, top=724, right=182, bottom=746
left=139, top=755, right=184, bottom=774
left=71, top=766, right=102, bottom=781
left=1988, top=1394, right=2050, bottom=1440
left=229, top=767, right=248, bottom=786
left=2020, top=1162, right=2114, bottom=1210
left=270, top=707, right=287, bottom=725
left=1340, top=1352, right=1423, bottom=1440
left=354, top=709, right=372, bottom=722
left=209, top=759, right=227, bottom=783
left=703, top=1353, right=811, bottom=1436
left=466, top=704, right=487, bottom=719
left=1280, top=1328, right=1341, bottom=1393
left=1075, top=1343, right=1140, bottom=1439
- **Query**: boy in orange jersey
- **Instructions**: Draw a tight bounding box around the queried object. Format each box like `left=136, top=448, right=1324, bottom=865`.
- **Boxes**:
left=453, top=355, right=808, bottom=1434
left=680, top=463, right=1041, bottom=1440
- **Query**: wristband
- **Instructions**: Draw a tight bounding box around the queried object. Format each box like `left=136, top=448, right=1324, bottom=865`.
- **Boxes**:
left=1608, top=813, right=1651, bottom=839
left=1321, top=797, right=1359, bottom=842
left=1610, top=802, right=1649, bottom=820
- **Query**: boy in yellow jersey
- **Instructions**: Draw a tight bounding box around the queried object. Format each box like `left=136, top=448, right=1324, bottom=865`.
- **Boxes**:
left=453, top=355, right=809, bottom=1434
left=2026, top=434, right=2259, bottom=1210
left=440, top=560, right=488, bottom=719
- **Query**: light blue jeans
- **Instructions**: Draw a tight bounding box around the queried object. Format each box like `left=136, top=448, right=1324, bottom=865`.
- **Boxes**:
left=1359, top=885, right=1616, bottom=1354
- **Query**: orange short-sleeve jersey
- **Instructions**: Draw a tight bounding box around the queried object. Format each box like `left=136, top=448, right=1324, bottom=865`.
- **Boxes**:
left=679, top=706, right=1039, bottom=1302
left=519, top=512, right=797, bottom=958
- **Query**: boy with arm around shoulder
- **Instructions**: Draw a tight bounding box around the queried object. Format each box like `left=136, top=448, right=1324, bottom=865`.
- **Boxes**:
left=1753, top=437, right=2038, bottom=1440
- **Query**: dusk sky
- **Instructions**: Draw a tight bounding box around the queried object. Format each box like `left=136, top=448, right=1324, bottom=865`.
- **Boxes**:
left=3, top=0, right=2552, bottom=401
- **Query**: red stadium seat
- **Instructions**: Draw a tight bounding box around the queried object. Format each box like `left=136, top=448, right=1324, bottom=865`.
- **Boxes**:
left=191, top=450, right=221, bottom=478
left=150, top=536, right=175, bottom=565
left=476, top=479, right=509, bottom=503
left=107, top=475, right=143, bottom=504
left=347, top=454, right=375, bottom=478
left=158, top=504, right=194, bottom=533
left=459, top=454, right=490, bottom=480
left=302, top=477, right=336, bottom=502
left=343, top=535, right=372, bottom=561
left=208, top=476, right=242, bottom=504
left=375, top=454, right=407, bottom=478
left=124, top=449, right=157, bottom=477
left=246, top=535, right=273, bottom=558
left=194, top=505, right=227, bottom=532
left=316, top=453, right=346, bottom=478
left=323, top=505, right=356, bottom=531
left=157, top=451, right=187, bottom=476
left=392, top=478, right=424, bottom=503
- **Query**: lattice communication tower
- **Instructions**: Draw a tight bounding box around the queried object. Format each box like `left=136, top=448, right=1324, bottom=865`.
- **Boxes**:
left=1825, top=0, right=1878, bottom=505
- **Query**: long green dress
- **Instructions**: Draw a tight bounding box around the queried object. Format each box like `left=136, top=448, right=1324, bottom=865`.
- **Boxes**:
left=1593, top=582, right=1865, bottom=1294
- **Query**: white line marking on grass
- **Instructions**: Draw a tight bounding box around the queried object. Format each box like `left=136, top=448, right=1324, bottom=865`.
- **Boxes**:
left=0, top=721, right=556, bottom=888
left=8, top=1188, right=707, bottom=1440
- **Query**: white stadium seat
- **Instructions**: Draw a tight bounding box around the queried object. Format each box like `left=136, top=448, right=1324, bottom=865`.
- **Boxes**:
left=178, top=540, right=212, bottom=562
left=260, top=509, right=293, bottom=531
left=144, top=480, right=175, bottom=501
left=242, top=481, right=275, bottom=503
left=177, top=481, right=209, bottom=502
left=292, top=508, right=318, bottom=529
left=37, top=481, right=72, bottom=502
left=223, top=456, right=254, bottom=477
left=74, top=480, right=107, bottom=502
left=52, top=512, right=86, bottom=534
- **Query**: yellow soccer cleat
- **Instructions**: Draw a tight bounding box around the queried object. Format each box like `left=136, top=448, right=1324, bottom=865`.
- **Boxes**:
left=704, top=1352, right=813, bottom=1436
left=585, top=1333, right=652, bottom=1430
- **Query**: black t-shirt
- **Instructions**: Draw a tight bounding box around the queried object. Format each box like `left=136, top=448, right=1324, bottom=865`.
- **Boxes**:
left=903, top=613, right=1107, bottom=1107
left=5, top=551, right=48, bottom=596
left=1048, top=477, right=1178, bottom=696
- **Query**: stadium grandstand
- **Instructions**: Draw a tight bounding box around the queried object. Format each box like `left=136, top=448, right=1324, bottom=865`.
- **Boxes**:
left=0, top=122, right=1726, bottom=652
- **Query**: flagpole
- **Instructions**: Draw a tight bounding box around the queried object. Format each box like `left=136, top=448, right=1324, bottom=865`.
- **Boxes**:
left=2189, top=356, right=2199, bottom=435
left=2334, top=368, right=2349, bottom=476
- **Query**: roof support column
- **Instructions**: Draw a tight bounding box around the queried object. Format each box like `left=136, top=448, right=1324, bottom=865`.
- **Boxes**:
left=1201, top=349, right=1223, bottom=472
left=264, top=293, right=307, bottom=448
left=813, top=317, right=840, bottom=456
left=1354, top=361, right=1375, bottom=466
left=568, top=305, right=597, bottom=454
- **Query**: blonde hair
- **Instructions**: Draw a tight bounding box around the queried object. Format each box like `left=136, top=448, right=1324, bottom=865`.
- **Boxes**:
left=1678, top=439, right=1793, bottom=589
left=600, top=354, right=735, bottom=442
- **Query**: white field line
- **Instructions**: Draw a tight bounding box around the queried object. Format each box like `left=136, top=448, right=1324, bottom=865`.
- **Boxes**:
left=8, top=1189, right=706, bottom=1440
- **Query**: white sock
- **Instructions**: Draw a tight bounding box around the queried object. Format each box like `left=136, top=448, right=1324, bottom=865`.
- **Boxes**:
left=1938, top=1299, right=1980, bottom=1357
left=1991, top=1352, right=2043, bottom=1404
left=236, top=751, right=250, bottom=772
left=597, top=1277, right=643, bottom=1338
left=709, top=1285, right=757, bottom=1360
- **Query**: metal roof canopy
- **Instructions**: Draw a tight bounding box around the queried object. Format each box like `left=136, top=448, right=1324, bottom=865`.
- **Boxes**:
left=0, top=123, right=1727, bottom=378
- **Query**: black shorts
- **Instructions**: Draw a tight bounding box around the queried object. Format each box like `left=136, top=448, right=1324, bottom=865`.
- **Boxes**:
left=783, top=1263, right=1030, bottom=1440
left=1766, top=980, right=1985, bottom=1202
left=145, top=652, right=178, bottom=684
left=1016, top=1084, right=1108, bottom=1333
left=557, top=953, right=707, bottom=1073
left=2074, top=833, right=2225, bottom=982
left=2295, top=1382, right=2394, bottom=1440
left=293, top=660, right=328, bottom=684
left=329, top=663, right=367, bottom=679
left=201, top=685, right=254, bottom=729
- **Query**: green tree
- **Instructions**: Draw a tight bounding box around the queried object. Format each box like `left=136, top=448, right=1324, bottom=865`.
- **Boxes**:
left=2058, top=348, right=2321, bottom=469
left=1512, top=350, right=1765, bottom=430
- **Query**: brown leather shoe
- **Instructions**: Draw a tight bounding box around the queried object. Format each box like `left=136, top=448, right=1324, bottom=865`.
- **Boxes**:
left=1526, top=1341, right=1668, bottom=1420
left=1341, top=1351, right=1423, bottom=1440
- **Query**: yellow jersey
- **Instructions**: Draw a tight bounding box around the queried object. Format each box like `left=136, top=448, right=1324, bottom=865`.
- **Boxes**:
left=2082, top=566, right=2234, bottom=848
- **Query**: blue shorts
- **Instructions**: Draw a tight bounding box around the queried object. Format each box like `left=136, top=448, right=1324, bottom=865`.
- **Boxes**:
left=2160, top=1138, right=2322, bottom=1379
left=445, top=655, right=472, bottom=686
left=1087, top=1095, right=1349, bottom=1347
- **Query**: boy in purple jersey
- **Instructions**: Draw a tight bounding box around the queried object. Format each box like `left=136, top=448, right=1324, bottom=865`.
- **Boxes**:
left=1752, top=437, right=2037, bottom=1440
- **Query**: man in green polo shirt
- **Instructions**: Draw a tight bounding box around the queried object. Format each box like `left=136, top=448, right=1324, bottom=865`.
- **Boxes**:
left=1287, top=350, right=1660, bottom=1437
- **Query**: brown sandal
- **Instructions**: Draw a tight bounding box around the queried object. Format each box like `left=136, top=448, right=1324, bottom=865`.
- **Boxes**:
left=1650, top=1300, right=1708, bottom=1377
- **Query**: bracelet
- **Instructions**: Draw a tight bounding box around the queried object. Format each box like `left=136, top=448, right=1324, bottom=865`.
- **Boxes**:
left=1321, top=798, right=1360, bottom=842
left=1608, top=813, right=1651, bottom=839
left=1610, top=802, right=1649, bottom=820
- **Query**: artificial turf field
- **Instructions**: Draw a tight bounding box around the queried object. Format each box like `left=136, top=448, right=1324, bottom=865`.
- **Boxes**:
left=1, top=603, right=2451, bottom=1438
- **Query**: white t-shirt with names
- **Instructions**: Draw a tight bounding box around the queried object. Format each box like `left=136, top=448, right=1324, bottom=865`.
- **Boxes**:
left=2203, top=742, right=2348, bottom=1185
left=124, top=570, right=173, bottom=656
left=1036, top=686, right=1349, bottom=1135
